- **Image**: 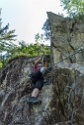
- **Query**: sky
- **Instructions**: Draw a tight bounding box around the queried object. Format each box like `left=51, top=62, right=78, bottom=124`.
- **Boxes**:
left=0, top=0, right=67, bottom=45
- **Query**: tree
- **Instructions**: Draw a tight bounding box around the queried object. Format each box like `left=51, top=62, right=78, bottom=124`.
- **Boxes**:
left=0, top=9, right=50, bottom=68
left=42, top=19, right=51, bottom=40
left=60, top=0, right=84, bottom=17
left=12, top=40, right=50, bottom=57
left=0, top=8, right=17, bottom=67
left=0, top=9, right=17, bottom=53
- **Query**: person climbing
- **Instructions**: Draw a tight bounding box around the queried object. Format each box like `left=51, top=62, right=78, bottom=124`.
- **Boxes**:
left=28, top=55, right=52, bottom=104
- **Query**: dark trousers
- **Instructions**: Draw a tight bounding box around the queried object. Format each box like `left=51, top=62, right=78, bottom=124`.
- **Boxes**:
left=30, top=69, right=44, bottom=90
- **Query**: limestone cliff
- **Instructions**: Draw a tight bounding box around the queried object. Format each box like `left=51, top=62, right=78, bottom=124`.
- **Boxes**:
left=47, top=12, right=84, bottom=125
left=0, top=56, right=55, bottom=125
left=0, top=12, right=84, bottom=125
left=47, top=12, right=84, bottom=65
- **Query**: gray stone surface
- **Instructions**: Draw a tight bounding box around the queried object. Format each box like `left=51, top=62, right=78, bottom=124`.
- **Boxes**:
left=0, top=12, right=84, bottom=125
left=48, top=12, right=84, bottom=125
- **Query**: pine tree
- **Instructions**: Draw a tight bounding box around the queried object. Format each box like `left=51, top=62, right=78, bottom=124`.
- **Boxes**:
left=60, top=0, right=84, bottom=17
left=0, top=8, right=17, bottom=67
left=0, top=8, right=17, bottom=53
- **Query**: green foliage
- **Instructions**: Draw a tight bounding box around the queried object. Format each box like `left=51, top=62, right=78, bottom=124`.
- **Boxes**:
left=60, top=0, right=84, bottom=17
left=0, top=24, right=17, bottom=53
left=0, top=40, right=50, bottom=66
left=0, top=9, right=17, bottom=66
left=0, top=9, right=50, bottom=67
left=0, top=62, right=2, bottom=68
left=10, top=41, right=50, bottom=58
left=0, top=9, right=17, bottom=53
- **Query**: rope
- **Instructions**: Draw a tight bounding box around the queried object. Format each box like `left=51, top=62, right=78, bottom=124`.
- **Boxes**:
left=54, top=47, right=84, bottom=66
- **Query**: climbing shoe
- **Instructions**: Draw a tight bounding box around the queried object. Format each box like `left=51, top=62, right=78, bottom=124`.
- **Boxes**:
left=28, top=97, right=42, bottom=104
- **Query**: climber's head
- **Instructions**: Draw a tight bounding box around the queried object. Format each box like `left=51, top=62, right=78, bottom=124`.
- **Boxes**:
left=44, top=56, right=49, bottom=67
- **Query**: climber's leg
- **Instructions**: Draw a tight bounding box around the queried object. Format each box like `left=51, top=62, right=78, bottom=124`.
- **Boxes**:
left=28, top=78, right=44, bottom=104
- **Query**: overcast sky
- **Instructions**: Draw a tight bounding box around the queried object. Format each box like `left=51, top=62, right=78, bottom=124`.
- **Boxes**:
left=0, top=0, right=67, bottom=45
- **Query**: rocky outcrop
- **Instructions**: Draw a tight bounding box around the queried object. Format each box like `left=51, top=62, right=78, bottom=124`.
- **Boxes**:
left=0, top=56, right=56, bottom=125
left=47, top=12, right=84, bottom=125
left=0, top=56, right=84, bottom=125
left=52, top=63, right=84, bottom=125
left=47, top=12, right=84, bottom=65
left=0, top=56, right=33, bottom=125
left=0, top=12, right=84, bottom=125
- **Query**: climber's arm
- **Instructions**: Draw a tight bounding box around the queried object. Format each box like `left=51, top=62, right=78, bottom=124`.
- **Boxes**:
left=34, top=56, right=42, bottom=66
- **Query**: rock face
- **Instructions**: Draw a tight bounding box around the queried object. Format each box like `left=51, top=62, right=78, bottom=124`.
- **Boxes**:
left=47, top=12, right=84, bottom=65
left=47, top=12, right=84, bottom=125
left=0, top=56, right=56, bottom=125
left=0, top=59, right=84, bottom=125
left=0, top=56, right=33, bottom=125
left=0, top=13, right=84, bottom=125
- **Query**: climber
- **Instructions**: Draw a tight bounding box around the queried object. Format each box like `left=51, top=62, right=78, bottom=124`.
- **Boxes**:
left=28, top=55, right=52, bottom=104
